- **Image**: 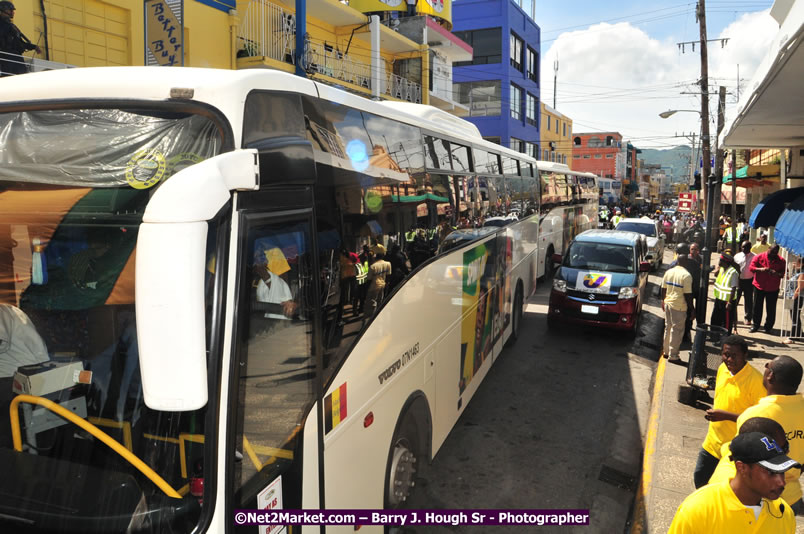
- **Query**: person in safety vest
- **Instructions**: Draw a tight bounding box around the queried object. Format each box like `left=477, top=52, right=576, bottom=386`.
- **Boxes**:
left=610, top=211, right=622, bottom=229
left=722, top=218, right=739, bottom=254
left=710, top=253, right=739, bottom=334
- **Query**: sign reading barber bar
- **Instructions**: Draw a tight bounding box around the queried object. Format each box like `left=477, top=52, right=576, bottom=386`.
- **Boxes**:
left=144, top=0, right=184, bottom=66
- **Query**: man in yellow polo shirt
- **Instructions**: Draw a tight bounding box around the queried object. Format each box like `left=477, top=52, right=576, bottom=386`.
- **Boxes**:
left=669, top=432, right=799, bottom=533
left=694, top=335, right=766, bottom=488
left=708, top=417, right=788, bottom=488
left=735, top=356, right=804, bottom=514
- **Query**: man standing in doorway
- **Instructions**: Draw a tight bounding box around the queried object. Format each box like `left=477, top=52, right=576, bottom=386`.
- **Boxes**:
left=749, top=244, right=786, bottom=334
left=0, top=1, right=40, bottom=77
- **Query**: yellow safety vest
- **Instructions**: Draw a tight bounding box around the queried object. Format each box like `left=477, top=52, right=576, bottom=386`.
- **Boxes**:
left=356, top=261, right=368, bottom=285
left=712, top=266, right=738, bottom=301
left=611, top=215, right=621, bottom=227
left=723, top=226, right=738, bottom=244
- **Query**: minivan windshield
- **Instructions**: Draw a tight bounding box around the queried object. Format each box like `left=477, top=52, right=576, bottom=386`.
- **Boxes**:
left=616, top=221, right=656, bottom=237
left=564, top=242, right=635, bottom=273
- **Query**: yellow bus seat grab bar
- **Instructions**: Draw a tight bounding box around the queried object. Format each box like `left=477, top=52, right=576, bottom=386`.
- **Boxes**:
left=9, top=394, right=182, bottom=499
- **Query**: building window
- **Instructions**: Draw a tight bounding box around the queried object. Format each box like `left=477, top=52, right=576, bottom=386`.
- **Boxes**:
left=510, top=33, right=523, bottom=71
left=574, top=136, right=581, bottom=146
left=563, top=123, right=567, bottom=136
left=526, top=93, right=537, bottom=126
left=606, top=154, right=613, bottom=159
left=594, top=154, right=602, bottom=159
left=454, top=80, right=501, bottom=117
left=510, top=137, right=524, bottom=153
left=525, top=142, right=537, bottom=158
left=453, top=28, right=502, bottom=66
left=573, top=154, right=581, bottom=159
left=526, top=47, right=538, bottom=83
left=583, top=154, right=591, bottom=159
left=555, top=120, right=559, bottom=133
left=562, top=155, right=567, bottom=164
left=543, top=149, right=549, bottom=160
left=510, top=84, right=522, bottom=120
left=546, top=115, right=551, bottom=131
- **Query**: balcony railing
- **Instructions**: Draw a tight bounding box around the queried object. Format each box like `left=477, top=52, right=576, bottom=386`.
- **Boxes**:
left=0, top=51, right=75, bottom=75
left=237, top=0, right=421, bottom=103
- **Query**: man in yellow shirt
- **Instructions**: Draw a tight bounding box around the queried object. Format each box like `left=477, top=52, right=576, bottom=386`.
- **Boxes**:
left=661, top=254, right=694, bottom=363
left=708, top=417, right=787, bottom=488
left=751, top=232, right=771, bottom=255
left=670, top=431, right=799, bottom=533
left=735, top=356, right=804, bottom=514
left=695, top=335, right=766, bottom=488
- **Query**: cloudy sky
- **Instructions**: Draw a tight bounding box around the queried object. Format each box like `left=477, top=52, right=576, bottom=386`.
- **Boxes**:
left=537, top=1, right=779, bottom=149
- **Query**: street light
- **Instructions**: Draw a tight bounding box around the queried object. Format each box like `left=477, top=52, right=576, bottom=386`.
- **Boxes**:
left=658, top=109, right=701, bottom=119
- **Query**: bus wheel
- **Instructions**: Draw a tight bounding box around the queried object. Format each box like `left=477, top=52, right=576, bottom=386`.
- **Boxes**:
left=386, top=415, right=420, bottom=508
left=506, top=284, right=524, bottom=347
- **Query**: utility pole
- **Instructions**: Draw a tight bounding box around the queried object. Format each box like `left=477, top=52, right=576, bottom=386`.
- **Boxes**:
left=697, top=0, right=712, bottom=220
left=553, top=60, right=558, bottom=109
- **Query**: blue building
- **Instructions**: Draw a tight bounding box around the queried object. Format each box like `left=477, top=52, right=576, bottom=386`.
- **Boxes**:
left=452, top=0, right=541, bottom=158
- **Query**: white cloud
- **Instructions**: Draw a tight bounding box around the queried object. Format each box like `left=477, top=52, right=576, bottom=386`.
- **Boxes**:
left=540, top=11, right=778, bottom=148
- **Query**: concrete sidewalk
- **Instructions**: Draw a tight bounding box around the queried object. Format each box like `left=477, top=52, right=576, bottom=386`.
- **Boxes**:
left=631, top=254, right=804, bottom=533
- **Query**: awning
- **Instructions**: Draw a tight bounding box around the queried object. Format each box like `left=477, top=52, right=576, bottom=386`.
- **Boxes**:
left=775, top=194, right=804, bottom=256
left=748, top=186, right=804, bottom=228
left=723, top=164, right=780, bottom=188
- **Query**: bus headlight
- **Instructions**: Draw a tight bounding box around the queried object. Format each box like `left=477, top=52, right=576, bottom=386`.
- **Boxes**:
left=618, top=286, right=639, bottom=299
left=552, top=279, right=567, bottom=293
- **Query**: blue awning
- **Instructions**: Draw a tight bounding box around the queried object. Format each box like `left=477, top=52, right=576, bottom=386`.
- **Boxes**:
left=775, top=194, right=804, bottom=256
left=748, top=186, right=804, bottom=228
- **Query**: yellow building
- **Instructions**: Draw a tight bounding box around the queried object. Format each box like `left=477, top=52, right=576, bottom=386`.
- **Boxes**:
left=7, top=0, right=427, bottom=104
left=539, top=102, right=572, bottom=165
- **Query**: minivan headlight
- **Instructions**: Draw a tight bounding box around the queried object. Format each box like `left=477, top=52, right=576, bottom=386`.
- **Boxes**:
left=552, top=279, right=567, bottom=293
left=618, top=286, right=639, bottom=299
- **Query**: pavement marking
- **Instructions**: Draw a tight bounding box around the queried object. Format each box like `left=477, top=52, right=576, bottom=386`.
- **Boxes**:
left=629, top=354, right=667, bottom=534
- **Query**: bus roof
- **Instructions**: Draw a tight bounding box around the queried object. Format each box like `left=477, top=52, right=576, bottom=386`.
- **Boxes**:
left=0, top=66, right=529, bottom=161
left=574, top=229, right=643, bottom=246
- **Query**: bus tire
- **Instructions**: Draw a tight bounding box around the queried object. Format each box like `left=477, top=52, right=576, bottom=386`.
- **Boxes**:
left=506, top=283, right=524, bottom=347
left=384, top=398, right=429, bottom=512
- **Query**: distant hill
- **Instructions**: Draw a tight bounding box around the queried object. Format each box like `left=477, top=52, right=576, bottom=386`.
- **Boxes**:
left=638, top=146, right=694, bottom=183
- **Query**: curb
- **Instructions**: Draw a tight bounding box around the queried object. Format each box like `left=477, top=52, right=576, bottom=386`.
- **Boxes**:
left=629, top=354, right=668, bottom=534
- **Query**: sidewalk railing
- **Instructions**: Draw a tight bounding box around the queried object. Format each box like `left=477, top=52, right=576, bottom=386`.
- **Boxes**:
left=0, top=51, right=75, bottom=76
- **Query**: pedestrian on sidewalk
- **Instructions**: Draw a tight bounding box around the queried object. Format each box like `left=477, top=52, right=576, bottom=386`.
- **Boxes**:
left=783, top=258, right=803, bottom=344
left=749, top=244, right=786, bottom=334
left=661, top=253, right=694, bottom=364
left=734, top=240, right=756, bottom=326
left=694, top=335, right=766, bottom=488
left=708, top=416, right=788, bottom=488
left=668, top=244, right=700, bottom=343
left=710, top=253, right=739, bottom=334
left=735, top=356, right=804, bottom=514
left=751, top=231, right=771, bottom=255
left=669, top=432, right=799, bottom=533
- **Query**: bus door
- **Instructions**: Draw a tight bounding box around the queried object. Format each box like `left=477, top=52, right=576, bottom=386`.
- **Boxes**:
left=229, top=188, right=323, bottom=533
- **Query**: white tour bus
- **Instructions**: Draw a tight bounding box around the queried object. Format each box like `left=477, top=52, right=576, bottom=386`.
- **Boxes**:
left=0, top=67, right=546, bottom=534
left=534, top=161, right=599, bottom=279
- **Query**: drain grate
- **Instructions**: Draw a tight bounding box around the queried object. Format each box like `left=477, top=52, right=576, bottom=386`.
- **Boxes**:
left=598, top=465, right=637, bottom=491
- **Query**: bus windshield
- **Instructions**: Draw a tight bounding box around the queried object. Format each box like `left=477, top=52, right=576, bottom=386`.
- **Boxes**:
left=0, top=108, right=223, bottom=533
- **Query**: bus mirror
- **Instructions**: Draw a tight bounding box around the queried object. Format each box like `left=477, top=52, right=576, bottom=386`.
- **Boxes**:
left=639, top=261, right=652, bottom=272
left=136, top=149, right=259, bottom=412
left=551, top=253, right=562, bottom=264
left=137, top=221, right=209, bottom=411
